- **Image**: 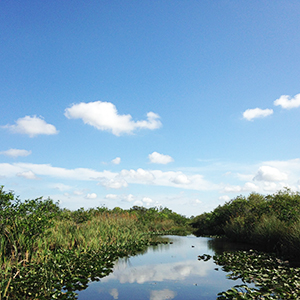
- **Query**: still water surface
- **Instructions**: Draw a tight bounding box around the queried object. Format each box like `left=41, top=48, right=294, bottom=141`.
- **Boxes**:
left=77, top=235, right=246, bottom=299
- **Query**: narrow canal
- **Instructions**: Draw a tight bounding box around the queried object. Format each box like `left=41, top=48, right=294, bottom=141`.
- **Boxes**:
left=77, top=235, right=248, bottom=299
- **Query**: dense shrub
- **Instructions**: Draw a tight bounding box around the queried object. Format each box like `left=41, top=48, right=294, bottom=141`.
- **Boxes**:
left=191, top=189, right=300, bottom=257
left=0, top=186, right=60, bottom=262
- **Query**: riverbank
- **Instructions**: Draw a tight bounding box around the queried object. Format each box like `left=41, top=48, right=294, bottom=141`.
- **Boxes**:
left=0, top=186, right=190, bottom=299
left=190, top=189, right=300, bottom=260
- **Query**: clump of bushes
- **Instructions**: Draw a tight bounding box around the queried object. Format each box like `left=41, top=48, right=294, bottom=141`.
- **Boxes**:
left=190, top=189, right=300, bottom=257
left=0, top=186, right=60, bottom=264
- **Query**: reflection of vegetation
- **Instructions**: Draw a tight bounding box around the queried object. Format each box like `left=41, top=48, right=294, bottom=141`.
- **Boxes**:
left=198, top=250, right=300, bottom=299
left=207, top=237, right=269, bottom=256
left=190, top=189, right=300, bottom=258
left=0, top=186, right=190, bottom=299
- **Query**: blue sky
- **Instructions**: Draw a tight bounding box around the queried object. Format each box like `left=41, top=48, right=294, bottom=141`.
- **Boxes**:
left=1, top=1, right=300, bottom=216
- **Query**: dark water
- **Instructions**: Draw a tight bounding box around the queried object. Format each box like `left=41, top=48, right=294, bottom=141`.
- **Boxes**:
left=77, top=235, right=249, bottom=300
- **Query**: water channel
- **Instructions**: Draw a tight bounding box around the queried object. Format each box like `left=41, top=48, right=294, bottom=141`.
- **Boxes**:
left=77, top=235, right=251, bottom=299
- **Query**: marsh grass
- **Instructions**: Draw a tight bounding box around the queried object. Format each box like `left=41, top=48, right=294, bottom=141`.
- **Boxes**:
left=0, top=186, right=190, bottom=299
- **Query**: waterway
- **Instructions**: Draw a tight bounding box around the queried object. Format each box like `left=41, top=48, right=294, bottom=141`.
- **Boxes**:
left=77, top=235, right=250, bottom=299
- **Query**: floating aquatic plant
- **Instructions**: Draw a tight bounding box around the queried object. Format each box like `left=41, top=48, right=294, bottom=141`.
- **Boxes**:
left=198, top=250, right=300, bottom=299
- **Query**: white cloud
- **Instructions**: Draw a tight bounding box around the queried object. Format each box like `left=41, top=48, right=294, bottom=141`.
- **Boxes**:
left=64, top=101, right=161, bottom=136
left=262, top=181, right=279, bottom=191
left=120, top=168, right=215, bottom=191
left=219, top=195, right=230, bottom=201
left=222, top=185, right=242, bottom=193
left=53, top=183, right=72, bottom=191
left=105, top=194, right=118, bottom=199
left=120, top=168, right=155, bottom=182
left=172, top=174, right=190, bottom=185
left=123, top=194, right=135, bottom=202
left=0, top=149, right=32, bottom=158
left=86, top=193, right=97, bottom=199
left=104, top=193, right=135, bottom=202
left=149, top=152, right=174, bottom=164
left=243, top=108, right=273, bottom=121
left=16, top=170, right=38, bottom=180
left=133, top=200, right=143, bottom=206
left=243, top=182, right=259, bottom=191
left=0, top=163, right=216, bottom=192
left=112, top=157, right=121, bottom=165
left=2, top=116, right=58, bottom=137
left=142, top=197, right=153, bottom=205
left=274, top=93, right=300, bottom=109
left=236, top=173, right=254, bottom=181
left=74, top=190, right=84, bottom=195
left=0, top=162, right=116, bottom=181
left=221, top=182, right=259, bottom=193
left=98, top=178, right=128, bottom=189
left=253, top=166, right=288, bottom=182
left=190, top=199, right=202, bottom=206
left=122, top=169, right=216, bottom=191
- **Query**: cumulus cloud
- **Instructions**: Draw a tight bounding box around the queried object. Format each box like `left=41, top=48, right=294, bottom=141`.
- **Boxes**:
left=16, top=170, right=38, bottom=180
left=86, top=193, right=97, bottom=199
left=0, top=149, right=32, bottom=158
left=243, top=108, right=273, bottom=121
left=64, top=101, right=162, bottom=136
left=222, top=185, right=242, bottom=193
left=120, top=168, right=155, bottom=182
left=172, top=174, right=190, bottom=185
left=148, top=152, right=174, bottom=164
left=219, top=195, right=230, bottom=201
left=274, top=93, right=300, bottom=109
left=133, top=200, right=143, bottom=206
left=262, top=181, right=279, bottom=191
left=142, top=197, right=153, bottom=205
left=243, top=182, right=259, bottom=191
left=112, top=157, right=121, bottom=165
left=2, top=116, right=58, bottom=137
left=123, top=194, right=135, bottom=202
left=98, top=178, right=128, bottom=189
left=253, top=166, right=288, bottom=182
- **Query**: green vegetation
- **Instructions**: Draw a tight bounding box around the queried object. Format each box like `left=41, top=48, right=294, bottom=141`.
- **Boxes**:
left=198, top=250, right=300, bottom=299
left=0, top=186, right=190, bottom=299
left=190, top=189, right=300, bottom=258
